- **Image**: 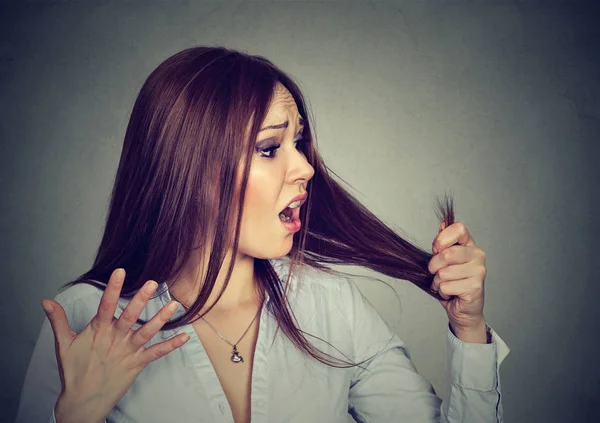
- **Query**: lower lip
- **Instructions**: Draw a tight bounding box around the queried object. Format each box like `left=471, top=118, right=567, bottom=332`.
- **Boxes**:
left=280, top=214, right=301, bottom=232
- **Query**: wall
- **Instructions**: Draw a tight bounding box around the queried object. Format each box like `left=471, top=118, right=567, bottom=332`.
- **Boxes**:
left=1, top=1, right=598, bottom=422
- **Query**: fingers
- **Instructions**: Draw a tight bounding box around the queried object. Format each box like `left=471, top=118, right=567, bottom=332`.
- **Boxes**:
left=433, top=222, right=474, bottom=254
left=41, top=299, right=77, bottom=352
left=133, top=301, right=189, bottom=366
left=130, top=300, right=180, bottom=349
left=428, top=245, right=466, bottom=275
left=436, top=278, right=484, bottom=302
left=433, top=221, right=446, bottom=253
left=138, top=331, right=190, bottom=365
left=431, top=278, right=452, bottom=300
left=114, top=280, right=159, bottom=334
left=96, top=268, right=126, bottom=327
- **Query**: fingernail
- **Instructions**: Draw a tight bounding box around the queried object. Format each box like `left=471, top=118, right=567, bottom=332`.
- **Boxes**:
left=41, top=300, right=54, bottom=313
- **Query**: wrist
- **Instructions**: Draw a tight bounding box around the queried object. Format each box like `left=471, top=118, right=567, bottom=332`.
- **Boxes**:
left=55, top=392, right=108, bottom=423
left=450, top=319, right=489, bottom=344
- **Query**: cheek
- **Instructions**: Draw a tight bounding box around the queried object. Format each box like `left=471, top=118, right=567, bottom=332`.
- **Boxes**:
left=238, top=165, right=292, bottom=257
left=242, top=168, right=278, bottom=223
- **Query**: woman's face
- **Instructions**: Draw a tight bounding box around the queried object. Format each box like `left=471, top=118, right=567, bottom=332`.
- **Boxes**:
left=236, top=83, right=315, bottom=259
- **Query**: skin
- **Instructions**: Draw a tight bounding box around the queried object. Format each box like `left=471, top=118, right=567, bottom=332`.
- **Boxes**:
left=428, top=221, right=489, bottom=343
left=169, top=83, right=315, bottom=314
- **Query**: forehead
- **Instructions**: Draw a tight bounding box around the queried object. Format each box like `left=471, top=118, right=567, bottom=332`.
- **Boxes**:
left=264, top=83, right=300, bottom=121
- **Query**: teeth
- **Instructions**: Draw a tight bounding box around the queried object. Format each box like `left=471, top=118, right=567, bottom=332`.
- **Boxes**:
left=288, top=200, right=301, bottom=209
left=279, top=212, right=292, bottom=222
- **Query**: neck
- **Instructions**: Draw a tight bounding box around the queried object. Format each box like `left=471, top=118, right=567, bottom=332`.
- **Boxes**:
left=169, top=248, right=261, bottom=314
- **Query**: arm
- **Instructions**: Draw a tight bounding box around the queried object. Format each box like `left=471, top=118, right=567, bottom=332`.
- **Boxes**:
left=341, top=277, right=510, bottom=422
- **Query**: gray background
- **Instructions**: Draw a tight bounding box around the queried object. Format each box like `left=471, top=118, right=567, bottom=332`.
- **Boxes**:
left=2, top=1, right=598, bottom=422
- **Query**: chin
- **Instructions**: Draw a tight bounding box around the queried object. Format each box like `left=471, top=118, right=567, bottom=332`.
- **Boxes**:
left=271, top=237, right=294, bottom=259
left=275, top=239, right=293, bottom=257
left=246, top=242, right=293, bottom=260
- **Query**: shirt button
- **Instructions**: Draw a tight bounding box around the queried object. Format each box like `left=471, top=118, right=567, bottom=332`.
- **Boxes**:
left=219, top=404, right=226, bottom=414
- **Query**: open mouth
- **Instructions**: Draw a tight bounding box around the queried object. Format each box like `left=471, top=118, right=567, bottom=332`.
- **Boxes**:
left=277, top=196, right=306, bottom=233
left=278, top=205, right=298, bottom=223
left=278, top=206, right=301, bottom=232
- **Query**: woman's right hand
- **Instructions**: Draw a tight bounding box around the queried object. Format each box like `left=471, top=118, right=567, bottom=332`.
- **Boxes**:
left=41, top=268, right=190, bottom=423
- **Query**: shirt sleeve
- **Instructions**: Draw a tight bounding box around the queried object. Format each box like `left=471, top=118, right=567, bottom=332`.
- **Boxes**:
left=341, top=277, right=510, bottom=423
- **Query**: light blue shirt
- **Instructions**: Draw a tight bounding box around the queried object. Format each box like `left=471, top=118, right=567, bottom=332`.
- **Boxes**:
left=16, top=256, right=510, bottom=423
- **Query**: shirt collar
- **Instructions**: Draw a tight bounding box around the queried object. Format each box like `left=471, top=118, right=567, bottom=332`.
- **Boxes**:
left=156, top=256, right=290, bottom=308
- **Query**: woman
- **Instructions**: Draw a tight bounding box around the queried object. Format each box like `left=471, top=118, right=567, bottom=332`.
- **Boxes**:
left=16, top=46, right=510, bottom=423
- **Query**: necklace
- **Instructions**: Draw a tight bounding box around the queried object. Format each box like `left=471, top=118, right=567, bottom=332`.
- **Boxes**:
left=201, top=309, right=261, bottom=363
left=170, top=291, right=262, bottom=364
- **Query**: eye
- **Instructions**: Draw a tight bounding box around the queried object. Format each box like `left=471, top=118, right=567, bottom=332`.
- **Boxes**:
left=257, top=137, right=308, bottom=159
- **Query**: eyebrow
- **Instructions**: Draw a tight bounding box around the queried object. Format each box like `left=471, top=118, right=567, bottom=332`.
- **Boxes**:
left=259, top=117, right=306, bottom=132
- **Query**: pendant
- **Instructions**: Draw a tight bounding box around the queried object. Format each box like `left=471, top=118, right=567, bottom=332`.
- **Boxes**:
left=231, top=345, right=244, bottom=363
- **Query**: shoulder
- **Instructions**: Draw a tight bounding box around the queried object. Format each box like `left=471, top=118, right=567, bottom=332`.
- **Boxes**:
left=268, top=256, right=361, bottom=325
left=269, top=257, right=361, bottom=355
left=271, top=258, right=392, bottom=324
left=269, top=258, right=397, bottom=359
left=269, top=256, right=350, bottom=298
left=53, top=280, right=106, bottom=307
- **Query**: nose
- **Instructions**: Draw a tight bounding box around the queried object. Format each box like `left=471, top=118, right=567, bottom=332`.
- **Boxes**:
left=288, top=148, right=315, bottom=186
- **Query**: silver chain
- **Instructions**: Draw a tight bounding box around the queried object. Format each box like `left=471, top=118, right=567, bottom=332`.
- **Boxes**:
left=201, top=308, right=261, bottom=347
left=170, top=292, right=262, bottom=348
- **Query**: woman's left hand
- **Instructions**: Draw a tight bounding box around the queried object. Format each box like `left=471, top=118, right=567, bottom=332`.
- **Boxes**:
left=428, top=221, right=487, bottom=332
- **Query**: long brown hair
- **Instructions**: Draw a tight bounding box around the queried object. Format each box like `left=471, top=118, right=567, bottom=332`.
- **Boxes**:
left=59, top=46, right=455, bottom=368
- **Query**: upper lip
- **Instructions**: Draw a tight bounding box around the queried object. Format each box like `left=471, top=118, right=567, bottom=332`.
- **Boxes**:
left=281, top=193, right=308, bottom=211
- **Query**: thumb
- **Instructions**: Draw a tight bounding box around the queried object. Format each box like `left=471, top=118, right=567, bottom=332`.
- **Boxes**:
left=439, top=220, right=446, bottom=233
left=41, top=299, right=76, bottom=351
